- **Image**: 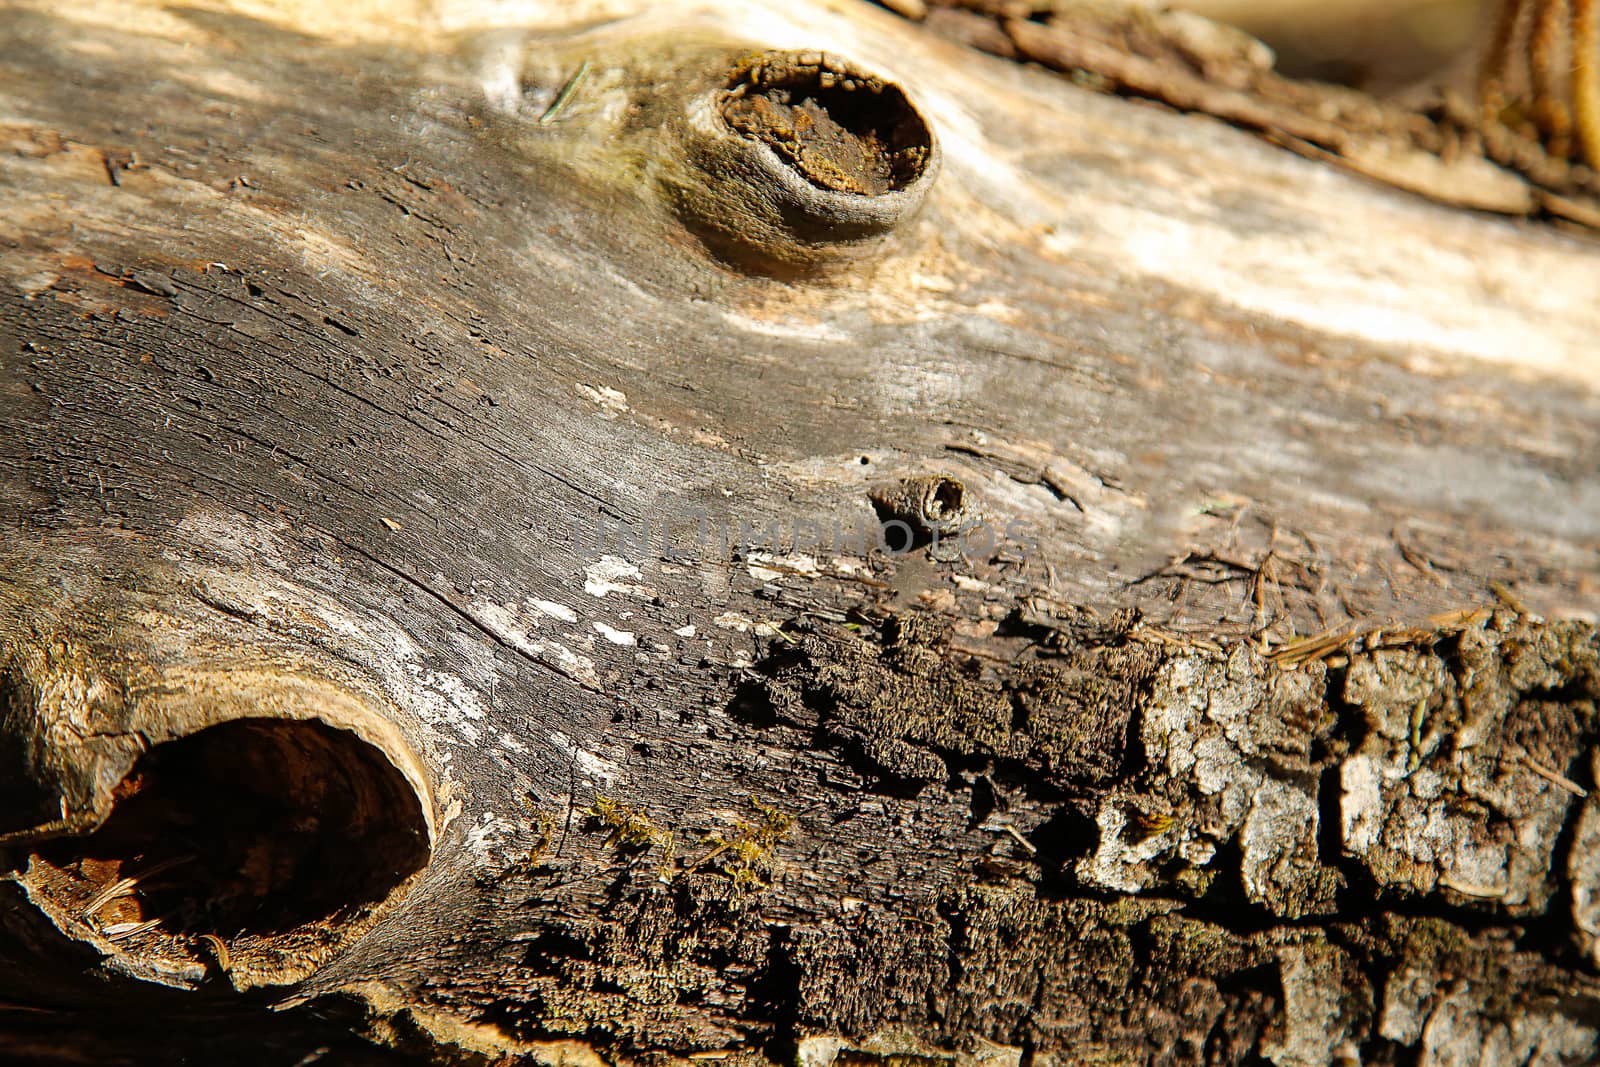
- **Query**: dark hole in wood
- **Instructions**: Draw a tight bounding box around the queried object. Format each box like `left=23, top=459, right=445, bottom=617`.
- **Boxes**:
left=927, top=477, right=964, bottom=520
left=720, top=52, right=932, bottom=195
left=36, top=718, right=429, bottom=937
left=0, top=669, right=60, bottom=838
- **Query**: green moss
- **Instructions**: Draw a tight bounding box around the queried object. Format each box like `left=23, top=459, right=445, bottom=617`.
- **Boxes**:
left=692, top=795, right=794, bottom=894
left=588, top=795, right=673, bottom=854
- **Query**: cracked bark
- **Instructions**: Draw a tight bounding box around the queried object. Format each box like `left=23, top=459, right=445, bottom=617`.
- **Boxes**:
left=1, top=1, right=1599, bottom=1065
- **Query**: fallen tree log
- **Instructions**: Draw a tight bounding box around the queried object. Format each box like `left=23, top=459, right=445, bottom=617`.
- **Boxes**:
left=1, top=1, right=1599, bottom=1064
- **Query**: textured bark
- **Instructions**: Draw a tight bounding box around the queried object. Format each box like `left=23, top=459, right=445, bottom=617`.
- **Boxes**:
left=2, top=1, right=1599, bottom=1065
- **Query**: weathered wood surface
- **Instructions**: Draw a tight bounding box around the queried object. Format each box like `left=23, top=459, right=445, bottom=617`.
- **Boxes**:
left=1, top=0, right=1599, bottom=1064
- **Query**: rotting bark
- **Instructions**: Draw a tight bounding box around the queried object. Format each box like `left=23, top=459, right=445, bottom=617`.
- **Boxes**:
left=2, top=0, right=1599, bottom=1064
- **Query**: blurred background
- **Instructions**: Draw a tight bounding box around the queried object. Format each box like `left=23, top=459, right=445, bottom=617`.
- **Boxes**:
left=1177, top=0, right=1488, bottom=91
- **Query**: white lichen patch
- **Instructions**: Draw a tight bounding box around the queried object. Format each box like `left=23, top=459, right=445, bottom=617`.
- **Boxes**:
left=548, top=730, right=623, bottom=786
left=1260, top=942, right=1348, bottom=1067
left=711, top=611, right=785, bottom=639
left=1336, top=638, right=1577, bottom=913
left=722, top=309, right=851, bottom=342
left=575, top=382, right=629, bottom=416
left=745, top=551, right=821, bottom=582
left=1081, top=647, right=1333, bottom=917
left=468, top=600, right=600, bottom=690
left=1339, top=755, right=1385, bottom=854
left=408, top=668, right=489, bottom=742
left=532, top=599, right=579, bottom=623
left=180, top=556, right=499, bottom=755
left=1075, top=803, right=1175, bottom=895
left=1382, top=979, right=1598, bottom=1066
left=584, top=555, right=650, bottom=598
left=1104, top=616, right=1592, bottom=922
left=466, top=810, right=518, bottom=864
left=592, top=621, right=636, bottom=646
left=796, top=1035, right=844, bottom=1067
